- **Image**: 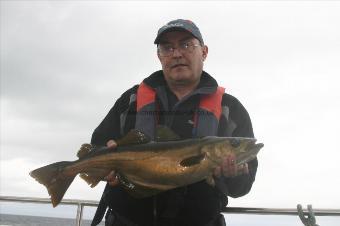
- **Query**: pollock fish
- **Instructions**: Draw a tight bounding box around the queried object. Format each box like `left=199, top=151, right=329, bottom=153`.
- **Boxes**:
left=29, top=127, right=263, bottom=207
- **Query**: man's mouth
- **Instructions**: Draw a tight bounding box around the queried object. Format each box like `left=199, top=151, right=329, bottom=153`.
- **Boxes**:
left=171, top=64, right=188, bottom=69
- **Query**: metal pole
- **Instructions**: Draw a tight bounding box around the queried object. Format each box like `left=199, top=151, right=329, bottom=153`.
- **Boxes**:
left=0, top=196, right=98, bottom=226
left=1, top=195, right=340, bottom=225
left=222, top=206, right=340, bottom=216
left=76, top=203, right=84, bottom=226
left=0, top=196, right=99, bottom=206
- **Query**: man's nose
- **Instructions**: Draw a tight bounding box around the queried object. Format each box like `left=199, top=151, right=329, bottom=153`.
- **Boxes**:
left=172, top=48, right=183, bottom=58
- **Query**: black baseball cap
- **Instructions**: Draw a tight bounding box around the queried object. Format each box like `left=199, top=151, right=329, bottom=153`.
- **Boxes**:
left=154, top=19, right=204, bottom=44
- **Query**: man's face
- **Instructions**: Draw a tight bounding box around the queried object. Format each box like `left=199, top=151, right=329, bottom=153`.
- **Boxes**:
left=157, top=31, right=208, bottom=87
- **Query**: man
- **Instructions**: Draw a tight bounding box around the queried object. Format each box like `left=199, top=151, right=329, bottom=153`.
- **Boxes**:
left=91, top=19, right=258, bottom=226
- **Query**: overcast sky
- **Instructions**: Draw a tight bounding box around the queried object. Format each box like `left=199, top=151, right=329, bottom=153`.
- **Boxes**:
left=1, top=0, right=340, bottom=213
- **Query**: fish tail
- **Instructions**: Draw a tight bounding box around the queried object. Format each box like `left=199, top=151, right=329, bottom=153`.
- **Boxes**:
left=29, top=161, right=75, bottom=207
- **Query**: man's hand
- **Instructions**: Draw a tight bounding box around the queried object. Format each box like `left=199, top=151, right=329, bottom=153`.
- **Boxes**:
left=213, top=153, right=249, bottom=178
left=104, top=140, right=120, bottom=187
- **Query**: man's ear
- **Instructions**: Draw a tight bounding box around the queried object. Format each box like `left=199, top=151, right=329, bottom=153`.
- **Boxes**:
left=202, top=45, right=208, bottom=61
left=157, top=52, right=161, bottom=61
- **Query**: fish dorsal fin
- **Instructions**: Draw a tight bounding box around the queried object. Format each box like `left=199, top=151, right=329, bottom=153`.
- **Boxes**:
left=155, top=125, right=180, bottom=142
left=116, top=129, right=151, bottom=146
left=77, top=143, right=93, bottom=159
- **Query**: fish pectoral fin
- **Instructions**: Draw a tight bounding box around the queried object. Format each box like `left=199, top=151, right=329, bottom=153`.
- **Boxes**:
left=155, top=125, right=180, bottom=142
left=116, top=129, right=151, bottom=146
left=77, top=143, right=92, bottom=159
left=180, top=153, right=206, bottom=167
left=80, top=168, right=111, bottom=188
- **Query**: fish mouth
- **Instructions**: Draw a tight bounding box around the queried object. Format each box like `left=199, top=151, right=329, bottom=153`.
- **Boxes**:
left=246, top=139, right=264, bottom=154
left=237, top=139, right=263, bottom=165
left=246, top=139, right=264, bottom=151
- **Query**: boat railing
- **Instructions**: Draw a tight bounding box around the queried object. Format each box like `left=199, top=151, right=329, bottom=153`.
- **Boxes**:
left=1, top=195, right=340, bottom=226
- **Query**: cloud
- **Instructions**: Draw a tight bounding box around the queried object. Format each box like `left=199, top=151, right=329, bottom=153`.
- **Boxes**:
left=1, top=1, right=340, bottom=210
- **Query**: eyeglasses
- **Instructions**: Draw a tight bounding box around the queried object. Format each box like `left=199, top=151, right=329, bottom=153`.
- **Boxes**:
left=157, top=41, right=200, bottom=57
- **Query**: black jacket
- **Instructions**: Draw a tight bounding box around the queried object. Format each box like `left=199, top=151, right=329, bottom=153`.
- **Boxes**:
left=91, top=70, right=258, bottom=226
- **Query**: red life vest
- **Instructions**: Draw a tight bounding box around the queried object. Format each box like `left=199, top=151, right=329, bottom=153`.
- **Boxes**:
left=135, top=82, right=225, bottom=139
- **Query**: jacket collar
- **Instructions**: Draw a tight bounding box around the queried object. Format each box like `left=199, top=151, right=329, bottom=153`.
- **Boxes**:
left=142, top=70, right=218, bottom=95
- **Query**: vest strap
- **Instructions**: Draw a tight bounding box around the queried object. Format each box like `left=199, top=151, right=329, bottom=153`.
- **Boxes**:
left=199, top=86, right=225, bottom=119
left=136, top=82, right=156, bottom=112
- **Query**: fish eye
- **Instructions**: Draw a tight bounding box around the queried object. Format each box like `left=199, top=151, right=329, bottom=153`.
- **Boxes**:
left=230, top=139, right=240, bottom=148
